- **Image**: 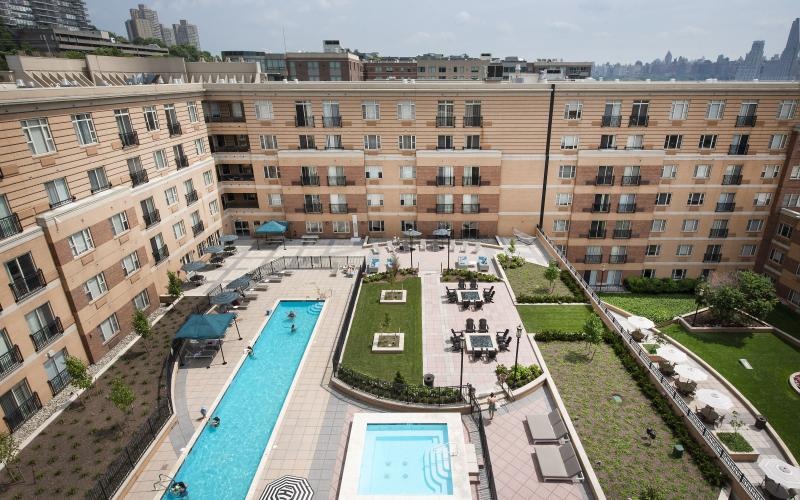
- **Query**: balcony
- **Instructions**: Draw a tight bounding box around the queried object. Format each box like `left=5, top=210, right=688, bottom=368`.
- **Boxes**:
left=3, top=392, right=41, bottom=432
left=295, top=116, right=315, bottom=127
left=167, top=122, right=182, bottom=136
left=300, top=175, right=320, bottom=186
left=30, top=317, right=63, bottom=352
left=462, top=204, right=480, bottom=214
left=192, top=221, right=204, bottom=237
left=591, top=203, right=611, bottom=213
left=304, top=203, right=323, bottom=214
left=736, top=115, right=757, bottom=127
left=436, top=204, right=454, bottom=214
left=9, top=269, right=45, bottom=302
left=609, top=254, right=627, bottom=264
left=222, top=199, right=259, bottom=209
left=90, top=181, right=112, bottom=194
left=329, top=203, right=349, bottom=214
left=722, top=174, right=742, bottom=185
left=0, top=345, right=23, bottom=379
left=588, top=229, right=607, bottom=239
left=613, top=229, right=632, bottom=239
left=584, top=254, right=602, bottom=264
left=597, top=144, right=617, bottom=150
left=143, top=209, right=161, bottom=228
left=153, top=245, right=169, bottom=264
left=436, top=115, right=455, bottom=127
left=728, top=144, right=749, bottom=155
left=327, top=175, right=347, bottom=186
left=436, top=145, right=455, bottom=151
left=703, top=253, right=722, bottom=263
left=628, top=115, right=649, bottom=127
left=47, top=368, right=71, bottom=396
left=436, top=176, right=455, bottom=187
left=175, top=155, right=190, bottom=169
left=595, top=175, right=614, bottom=186
left=210, top=144, right=250, bottom=153
left=601, top=115, right=622, bottom=127
left=119, top=131, right=139, bottom=148
left=463, top=116, right=483, bottom=127
left=204, top=115, right=245, bottom=123
left=624, top=145, right=644, bottom=151
left=217, top=173, right=255, bottom=182
left=48, top=196, right=75, bottom=209
left=715, top=202, right=735, bottom=212
left=130, top=169, right=149, bottom=187
left=322, top=115, right=342, bottom=128
left=185, top=190, right=198, bottom=205
left=709, top=228, right=729, bottom=238
left=0, top=213, right=23, bottom=240
left=617, top=203, right=636, bottom=213
left=462, top=176, right=481, bottom=187
left=621, top=175, right=641, bottom=186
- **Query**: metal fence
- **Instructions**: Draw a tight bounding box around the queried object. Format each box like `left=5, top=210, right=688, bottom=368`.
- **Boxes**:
left=468, top=388, right=498, bottom=500
left=534, top=227, right=765, bottom=500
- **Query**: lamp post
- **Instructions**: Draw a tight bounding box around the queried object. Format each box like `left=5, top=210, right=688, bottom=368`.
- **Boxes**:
left=599, top=263, right=607, bottom=292
left=514, top=324, right=523, bottom=375
left=447, top=233, right=451, bottom=270
left=692, top=288, right=705, bottom=326
left=459, top=337, right=465, bottom=388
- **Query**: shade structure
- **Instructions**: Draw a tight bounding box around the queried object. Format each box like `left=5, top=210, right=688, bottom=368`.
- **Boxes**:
left=432, top=228, right=451, bottom=237
left=181, top=261, right=206, bottom=272
left=255, top=220, right=289, bottom=235
left=174, top=313, right=235, bottom=340
left=627, top=315, right=655, bottom=330
left=210, top=291, right=241, bottom=305
left=674, top=364, right=708, bottom=382
left=403, top=229, right=422, bottom=238
left=205, top=245, right=226, bottom=254
left=226, top=276, right=253, bottom=290
left=759, top=458, right=800, bottom=489
left=695, top=388, right=734, bottom=410
left=260, top=475, right=313, bottom=500
left=220, top=234, right=239, bottom=243
left=655, top=345, right=688, bottom=364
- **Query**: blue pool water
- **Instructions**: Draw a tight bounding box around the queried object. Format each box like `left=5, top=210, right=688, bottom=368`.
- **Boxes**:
left=359, top=423, right=453, bottom=496
left=165, top=300, right=323, bottom=499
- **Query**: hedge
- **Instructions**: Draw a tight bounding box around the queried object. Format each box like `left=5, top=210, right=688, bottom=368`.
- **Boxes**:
left=441, top=269, right=501, bottom=282
left=363, top=267, right=418, bottom=283
left=623, top=276, right=698, bottom=294
left=517, top=294, right=583, bottom=304
left=336, top=366, right=464, bottom=405
left=533, top=330, right=586, bottom=342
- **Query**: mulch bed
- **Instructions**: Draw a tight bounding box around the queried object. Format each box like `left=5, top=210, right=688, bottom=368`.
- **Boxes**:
left=0, top=296, right=207, bottom=499
left=685, top=310, right=765, bottom=328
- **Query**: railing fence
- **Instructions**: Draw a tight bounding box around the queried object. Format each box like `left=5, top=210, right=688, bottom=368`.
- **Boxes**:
left=468, top=388, right=498, bottom=500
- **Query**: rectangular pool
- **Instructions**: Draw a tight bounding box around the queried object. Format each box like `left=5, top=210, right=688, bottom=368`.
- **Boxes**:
left=165, top=300, right=324, bottom=499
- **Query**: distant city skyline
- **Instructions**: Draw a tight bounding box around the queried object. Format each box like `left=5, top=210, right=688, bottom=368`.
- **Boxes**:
left=85, top=0, right=798, bottom=63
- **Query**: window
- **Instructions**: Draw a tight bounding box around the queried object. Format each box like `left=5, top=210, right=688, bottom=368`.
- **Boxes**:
left=693, top=164, right=711, bottom=179
left=464, top=135, right=481, bottom=149
left=260, top=135, right=278, bottom=149
left=115, top=108, right=135, bottom=137
left=68, top=229, right=94, bottom=256
left=791, top=166, right=800, bottom=180
left=626, top=135, right=644, bottom=149
left=560, top=136, right=579, bottom=149
left=645, top=244, right=661, bottom=256
left=324, top=134, right=342, bottom=150
left=762, top=164, right=780, bottom=178
left=698, top=134, right=717, bottom=149
left=777, top=222, right=793, bottom=238
left=558, top=165, right=576, bottom=179
left=555, top=193, right=572, bottom=206
left=268, top=193, right=282, bottom=206
left=299, top=135, right=316, bottom=149
left=769, top=247, right=785, bottom=264
left=21, top=118, right=56, bottom=155
left=651, top=219, right=666, bottom=232
left=741, top=244, right=757, bottom=257
left=209, top=199, right=219, bottom=215
left=400, top=166, right=416, bottom=179
left=783, top=194, right=800, bottom=207
left=655, top=193, right=672, bottom=206
left=133, top=289, right=150, bottom=310
left=264, top=165, right=280, bottom=178
left=366, top=194, right=384, bottom=206
left=682, top=219, right=699, bottom=232
left=255, top=100, right=274, bottom=120
left=87, top=167, right=109, bottom=193
left=165, top=186, right=178, bottom=205
left=71, top=113, right=97, bottom=145
left=661, top=165, right=677, bottom=178
left=398, top=135, right=416, bottom=150
left=754, top=192, right=772, bottom=206
left=400, top=193, right=417, bottom=206
left=672, top=269, right=687, bottom=280
left=362, top=101, right=380, bottom=120
left=83, top=273, right=107, bottom=301
left=564, top=101, right=582, bottom=119
left=642, top=269, right=656, bottom=278
left=365, top=166, right=383, bottom=179
left=187, top=101, right=198, bottom=123
left=553, top=220, right=570, bottom=232
left=368, top=220, right=384, bottom=232
left=363, top=135, right=381, bottom=150
left=706, top=100, right=725, bottom=119
left=153, top=149, right=167, bottom=170
left=173, top=220, right=186, bottom=239
left=401, top=220, right=418, bottom=232
left=669, top=100, right=689, bottom=120
left=437, top=135, right=454, bottom=149
left=769, top=134, right=788, bottom=150
left=746, top=219, right=764, bottom=232
left=203, top=170, right=213, bottom=186
left=777, top=100, right=796, bottom=120
left=121, top=250, right=140, bottom=276
left=332, top=221, right=350, bottom=233
left=790, top=290, right=800, bottom=306
left=397, top=101, right=415, bottom=120
left=664, top=134, right=683, bottom=149
left=143, top=106, right=159, bottom=130
left=305, top=221, right=322, bottom=234
left=110, top=211, right=129, bottom=236
left=194, top=138, right=206, bottom=155
left=687, top=193, right=705, bottom=206
left=676, top=245, right=693, bottom=256
left=98, top=313, right=120, bottom=342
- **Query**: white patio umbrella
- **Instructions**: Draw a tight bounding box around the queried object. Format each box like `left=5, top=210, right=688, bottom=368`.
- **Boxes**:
left=759, top=458, right=800, bottom=490
left=655, top=345, right=688, bottom=364
left=627, top=315, right=655, bottom=330
left=674, top=364, right=709, bottom=382
left=695, top=388, right=734, bottom=411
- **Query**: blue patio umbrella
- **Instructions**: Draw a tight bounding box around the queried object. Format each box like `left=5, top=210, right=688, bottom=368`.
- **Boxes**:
left=226, top=276, right=253, bottom=290
left=181, top=261, right=206, bottom=273
left=220, top=234, right=239, bottom=243
left=205, top=245, right=226, bottom=254
left=210, top=291, right=240, bottom=305
left=174, top=313, right=239, bottom=364
left=255, top=220, right=289, bottom=249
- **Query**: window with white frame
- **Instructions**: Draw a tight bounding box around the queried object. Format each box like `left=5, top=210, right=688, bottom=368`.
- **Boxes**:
left=626, top=135, right=644, bottom=149
left=68, top=229, right=94, bottom=256
left=83, top=273, right=107, bottom=301
left=706, top=100, right=725, bottom=119
left=187, top=101, right=198, bottom=123
left=400, top=193, right=417, bottom=206
left=754, top=192, right=773, bottom=206
left=740, top=244, right=757, bottom=257
left=672, top=269, right=687, bottom=280
left=398, top=135, right=416, bottom=150
left=260, top=135, right=278, bottom=149
left=676, top=244, right=693, bottom=256
left=365, top=166, right=383, bottom=179
left=564, top=101, right=582, bottom=119
left=651, top=219, right=666, bottom=232
left=762, top=164, right=780, bottom=178
left=664, top=134, right=682, bottom=149
left=194, top=138, right=205, bottom=155
left=555, top=193, right=572, bottom=206
left=255, top=101, right=274, bottom=120
left=553, top=219, right=570, bottom=232
left=71, top=113, right=97, bottom=145
left=173, top=220, right=186, bottom=239
left=560, top=135, right=579, bottom=149
left=397, top=101, right=415, bottom=120
left=203, top=170, right=213, bottom=186
left=746, top=219, right=764, bottom=232
left=268, top=193, right=282, bottom=206
left=209, top=199, right=219, bottom=215
left=661, top=165, right=677, bottom=178
left=21, top=118, right=56, bottom=155
left=655, top=192, right=672, bottom=205
left=791, top=166, right=800, bottom=179
left=366, top=193, right=384, bottom=206
left=165, top=186, right=178, bottom=205
left=670, top=100, right=689, bottom=120
left=769, top=247, right=785, bottom=264
left=698, top=134, right=717, bottom=149
left=777, top=100, right=797, bottom=120
left=368, top=220, right=385, bottom=232
left=400, top=166, right=416, bottom=179
left=153, top=149, right=167, bottom=169
left=363, top=135, right=381, bottom=150
left=769, top=134, right=788, bottom=150
left=558, top=165, right=576, bottom=179
left=133, top=289, right=150, bottom=310
left=362, top=101, right=380, bottom=120
left=693, top=164, right=711, bottom=179
left=687, top=192, right=705, bottom=205
left=305, top=221, right=323, bottom=233
left=783, top=193, right=800, bottom=207
left=121, top=250, right=140, bottom=276
left=789, top=290, right=800, bottom=306
left=332, top=221, right=350, bottom=233
left=264, top=165, right=280, bottom=178
left=143, top=106, right=159, bottom=130
left=645, top=244, right=661, bottom=256
left=87, top=167, right=109, bottom=193
left=98, top=313, right=120, bottom=341
left=110, top=211, right=129, bottom=236
left=777, top=222, right=793, bottom=238
left=682, top=219, right=699, bottom=232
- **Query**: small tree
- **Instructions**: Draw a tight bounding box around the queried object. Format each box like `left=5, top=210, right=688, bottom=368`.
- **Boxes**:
left=544, top=261, right=560, bottom=293
left=737, top=270, right=778, bottom=319
left=167, top=271, right=183, bottom=299
left=703, top=272, right=745, bottom=324
left=582, top=315, right=604, bottom=359
left=132, top=309, right=152, bottom=351
left=66, top=355, right=92, bottom=392
left=109, top=377, right=135, bottom=415
left=729, top=410, right=744, bottom=437
left=508, top=237, right=516, bottom=255
left=387, top=252, right=400, bottom=283
left=0, top=431, right=20, bottom=482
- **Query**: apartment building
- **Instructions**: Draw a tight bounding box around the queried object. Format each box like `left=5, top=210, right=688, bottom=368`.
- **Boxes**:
left=415, top=55, right=489, bottom=80
left=363, top=58, right=418, bottom=80
left=0, top=83, right=222, bottom=432
left=286, top=52, right=363, bottom=81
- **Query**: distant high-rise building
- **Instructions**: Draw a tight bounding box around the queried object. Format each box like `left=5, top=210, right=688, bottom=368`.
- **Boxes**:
left=735, top=40, right=764, bottom=80
left=664, top=51, right=673, bottom=65
left=776, top=18, right=800, bottom=80
left=0, top=0, right=91, bottom=31
left=173, top=19, right=199, bottom=49
left=160, top=24, right=176, bottom=46
left=125, top=3, right=163, bottom=42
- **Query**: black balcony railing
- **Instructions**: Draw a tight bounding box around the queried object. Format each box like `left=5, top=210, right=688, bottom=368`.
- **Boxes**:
left=621, top=175, right=641, bottom=186
left=0, top=213, right=23, bottom=240
left=703, top=253, right=722, bottom=263
left=295, top=115, right=315, bottom=127
left=30, top=317, right=63, bottom=352
left=613, top=229, right=632, bottom=239
left=628, top=115, right=649, bottom=127
left=598, top=144, right=617, bottom=150
left=300, top=175, right=320, bottom=186
left=217, top=173, right=255, bottom=182
left=304, top=203, right=323, bottom=214
left=322, top=115, right=342, bottom=128
left=462, top=176, right=481, bottom=186
left=617, top=203, right=636, bottom=213
left=624, top=145, right=644, bottom=150
left=0, top=345, right=23, bottom=378
left=722, top=174, right=742, bottom=185
left=327, top=176, right=347, bottom=186
left=153, top=245, right=169, bottom=264
left=210, top=144, right=250, bottom=153
left=592, top=203, right=611, bottom=213
left=329, top=203, right=349, bottom=214
left=175, top=155, right=190, bottom=169
left=601, top=115, right=622, bottom=127
left=143, top=209, right=160, bottom=228
left=9, top=269, right=45, bottom=302
left=3, top=392, right=41, bottom=432
left=436, top=204, right=454, bottom=214
left=192, top=221, right=204, bottom=237
left=728, top=144, right=749, bottom=155
left=119, top=131, right=139, bottom=148
left=436, top=115, right=455, bottom=127
left=167, top=122, right=182, bottom=136
left=436, top=176, right=455, bottom=186
left=222, top=199, right=259, bottom=209
left=185, top=190, right=198, bottom=205
left=736, top=115, right=757, bottom=127
left=584, top=254, right=602, bottom=264
left=204, top=115, right=246, bottom=123
left=48, top=196, right=75, bottom=209
left=463, top=116, right=483, bottom=127
left=588, top=229, right=607, bottom=239
left=90, top=181, right=112, bottom=194
left=715, top=202, right=735, bottom=212
left=596, top=175, right=615, bottom=186
left=609, top=254, right=627, bottom=264
left=462, top=204, right=480, bottom=214
left=436, top=144, right=454, bottom=150
left=709, top=228, right=729, bottom=238
left=47, top=368, right=71, bottom=396
left=130, top=169, right=149, bottom=187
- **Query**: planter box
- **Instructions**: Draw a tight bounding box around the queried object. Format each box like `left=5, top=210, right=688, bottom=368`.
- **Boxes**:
left=380, top=289, right=407, bottom=304
left=790, top=372, right=800, bottom=396
left=372, top=332, right=404, bottom=353
left=717, top=433, right=759, bottom=462
left=159, top=295, right=177, bottom=305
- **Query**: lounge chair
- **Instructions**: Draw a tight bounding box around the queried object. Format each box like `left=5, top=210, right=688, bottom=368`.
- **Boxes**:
left=469, top=279, right=478, bottom=290
left=474, top=299, right=484, bottom=310
left=458, top=278, right=466, bottom=290
left=478, top=318, right=489, bottom=333
left=526, top=410, right=569, bottom=443
left=465, top=318, right=476, bottom=333
left=370, top=246, right=379, bottom=255
left=675, top=379, right=696, bottom=395
left=477, top=255, right=489, bottom=271
left=533, top=443, right=584, bottom=483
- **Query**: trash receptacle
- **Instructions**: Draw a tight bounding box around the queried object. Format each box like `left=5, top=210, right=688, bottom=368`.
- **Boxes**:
left=672, top=444, right=684, bottom=458
left=755, top=415, right=767, bottom=430
left=424, top=373, right=435, bottom=387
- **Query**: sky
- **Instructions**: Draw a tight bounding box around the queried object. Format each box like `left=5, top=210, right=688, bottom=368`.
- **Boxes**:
left=85, top=0, right=799, bottom=63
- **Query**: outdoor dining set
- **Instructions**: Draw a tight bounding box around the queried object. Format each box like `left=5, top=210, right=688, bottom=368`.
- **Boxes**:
left=449, top=318, right=514, bottom=362
left=445, top=282, right=495, bottom=310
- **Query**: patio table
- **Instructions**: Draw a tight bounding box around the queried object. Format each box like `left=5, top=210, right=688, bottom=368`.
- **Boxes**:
left=456, top=290, right=481, bottom=303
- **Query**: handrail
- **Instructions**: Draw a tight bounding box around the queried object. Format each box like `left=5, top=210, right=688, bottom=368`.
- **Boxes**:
left=534, top=226, right=765, bottom=500
left=468, top=388, right=498, bottom=500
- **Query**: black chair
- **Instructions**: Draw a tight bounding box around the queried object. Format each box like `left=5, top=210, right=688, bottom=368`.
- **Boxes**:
left=465, top=318, right=476, bottom=332
left=461, top=299, right=471, bottom=310
left=448, top=293, right=458, bottom=304
left=458, top=279, right=466, bottom=290
left=474, top=299, right=484, bottom=310
left=452, top=336, right=463, bottom=352
left=496, top=328, right=509, bottom=344
left=469, top=279, right=478, bottom=290
left=487, top=350, right=498, bottom=361
left=503, top=336, right=513, bottom=350
left=451, top=328, right=462, bottom=337
left=478, top=318, right=489, bottom=333
left=483, top=285, right=495, bottom=294
left=483, top=289, right=495, bottom=302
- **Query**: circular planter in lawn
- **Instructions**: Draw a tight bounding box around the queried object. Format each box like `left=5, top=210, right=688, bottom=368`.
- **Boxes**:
left=790, top=372, right=800, bottom=396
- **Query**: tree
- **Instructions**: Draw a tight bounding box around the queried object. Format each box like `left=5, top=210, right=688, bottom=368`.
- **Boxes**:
left=737, top=270, right=778, bottom=319
left=66, top=355, right=92, bottom=391
left=109, top=377, right=135, bottom=414
left=703, top=270, right=777, bottom=324
left=62, top=50, right=86, bottom=59
left=0, top=431, right=20, bottom=482
left=508, top=237, right=516, bottom=255
left=387, top=252, right=400, bottom=283
left=92, top=47, right=126, bottom=57
left=544, top=261, right=560, bottom=293
left=133, top=36, right=166, bottom=48
left=167, top=271, right=183, bottom=299
left=582, top=315, right=604, bottom=359
left=168, top=44, right=214, bottom=62
left=132, top=309, right=152, bottom=351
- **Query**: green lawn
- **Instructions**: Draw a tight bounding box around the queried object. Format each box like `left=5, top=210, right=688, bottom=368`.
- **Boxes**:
left=517, top=304, right=594, bottom=333
left=341, top=278, right=423, bottom=383
left=662, top=324, right=800, bottom=459
left=766, top=303, right=800, bottom=341
left=538, top=340, right=720, bottom=499
left=598, top=293, right=696, bottom=324
left=505, top=262, right=573, bottom=297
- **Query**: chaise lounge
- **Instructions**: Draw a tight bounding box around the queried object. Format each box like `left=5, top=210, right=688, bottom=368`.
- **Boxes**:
left=533, top=442, right=584, bottom=483
left=526, top=410, right=569, bottom=443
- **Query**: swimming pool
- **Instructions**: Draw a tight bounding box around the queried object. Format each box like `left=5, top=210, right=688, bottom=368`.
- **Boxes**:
left=165, top=300, right=324, bottom=499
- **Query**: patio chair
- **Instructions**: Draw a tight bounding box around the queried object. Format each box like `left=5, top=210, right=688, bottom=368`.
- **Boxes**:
left=658, top=359, right=675, bottom=376
left=502, top=336, right=513, bottom=350
left=370, top=246, right=379, bottom=255
left=478, top=318, right=489, bottom=333
left=447, top=292, right=458, bottom=303
left=533, top=442, right=584, bottom=483
left=469, top=279, right=478, bottom=290
left=496, top=329, right=510, bottom=343
left=465, top=318, right=476, bottom=333
left=675, top=379, right=697, bottom=396
left=419, top=239, right=426, bottom=251
left=452, top=336, right=463, bottom=352
left=474, top=299, right=484, bottom=310
left=631, top=329, right=647, bottom=342
left=487, top=349, right=497, bottom=361
left=462, top=299, right=472, bottom=311
left=458, top=278, right=466, bottom=290
left=526, top=410, right=569, bottom=444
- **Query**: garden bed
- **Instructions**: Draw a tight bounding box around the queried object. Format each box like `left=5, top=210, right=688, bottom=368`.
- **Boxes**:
left=379, top=289, right=407, bottom=303
left=371, top=333, right=404, bottom=353
left=505, top=263, right=583, bottom=302
left=717, top=432, right=758, bottom=461
left=440, top=269, right=499, bottom=283
left=678, top=309, right=769, bottom=329
left=517, top=304, right=595, bottom=333
left=598, top=293, right=696, bottom=325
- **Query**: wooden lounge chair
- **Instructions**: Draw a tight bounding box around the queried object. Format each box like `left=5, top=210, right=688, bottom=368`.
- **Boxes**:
left=474, top=299, right=484, bottom=310
left=465, top=318, right=476, bottom=333
left=533, top=443, right=584, bottom=483
left=478, top=318, right=489, bottom=333
left=526, top=410, right=569, bottom=443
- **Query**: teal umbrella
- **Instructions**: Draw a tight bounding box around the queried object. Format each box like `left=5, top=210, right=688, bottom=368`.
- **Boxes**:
left=255, top=220, right=288, bottom=249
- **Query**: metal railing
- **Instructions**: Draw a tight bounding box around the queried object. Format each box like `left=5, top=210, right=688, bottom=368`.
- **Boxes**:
left=153, top=245, right=169, bottom=264
left=468, top=389, right=498, bottom=500
left=736, top=115, right=757, bottom=127
left=608, top=254, right=627, bottom=264
left=9, top=269, right=46, bottom=302
left=463, top=176, right=481, bottom=186
left=436, top=115, right=455, bottom=127
left=587, top=229, right=606, bottom=239
left=535, top=226, right=766, bottom=500
left=210, top=143, right=250, bottom=153
left=142, top=209, right=160, bottom=228
left=612, top=229, right=632, bottom=239
left=621, top=175, right=641, bottom=186
left=327, top=175, right=347, bottom=186
left=304, top=203, right=323, bottom=214
left=715, top=202, right=736, bottom=212
left=463, top=116, right=483, bottom=127
left=294, top=115, right=315, bottom=127
left=709, top=228, right=729, bottom=238
left=436, top=203, right=454, bottom=214
left=595, top=175, right=614, bottom=186
left=205, top=115, right=246, bottom=123
left=91, top=181, right=112, bottom=194
left=436, top=176, right=455, bottom=186
left=722, top=174, right=742, bottom=185
left=584, top=254, right=602, bottom=264
left=222, top=199, right=259, bottom=209
left=167, top=122, right=182, bottom=136
left=591, top=203, right=610, bottom=213
left=300, top=175, right=320, bottom=186
left=47, top=368, right=71, bottom=396
left=329, top=203, right=349, bottom=214
left=617, top=203, right=636, bottom=213
left=0, top=213, right=23, bottom=240
left=601, top=114, right=621, bottom=127
left=728, top=144, right=749, bottom=155
left=49, top=196, right=75, bottom=209
left=216, top=173, right=255, bottom=182
left=175, top=155, right=190, bottom=169
left=0, top=345, right=23, bottom=378
left=130, top=169, right=149, bottom=187
left=185, top=190, right=198, bottom=205
left=30, top=317, right=63, bottom=351
left=2, top=392, right=41, bottom=432
left=462, top=204, right=480, bottom=214
left=192, top=221, right=204, bottom=237
left=322, top=115, right=342, bottom=128
left=119, top=131, right=139, bottom=148
left=628, top=115, right=649, bottom=127
left=703, top=253, right=722, bottom=263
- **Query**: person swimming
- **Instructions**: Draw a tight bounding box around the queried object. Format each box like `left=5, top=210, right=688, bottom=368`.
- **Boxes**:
left=210, top=416, right=221, bottom=428
left=291, top=323, right=297, bottom=332
left=246, top=346, right=254, bottom=357
left=287, top=310, right=296, bottom=319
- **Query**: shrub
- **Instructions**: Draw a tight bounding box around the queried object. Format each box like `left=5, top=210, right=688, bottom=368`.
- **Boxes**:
left=497, top=253, right=525, bottom=269
left=534, top=330, right=586, bottom=342
left=623, top=276, right=698, bottom=294
left=516, top=293, right=583, bottom=304
left=65, top=355, right=92, bottom=391
left=364, top=267, right=418, bottom=283
left=717, top=432, right=754, bottom=452
left=559, top=269, right=585, bottom=299
left=336, top=366, right=464, bottom=405
left=167, top=271, right=182, bottom=299
left=496, top=363, right=543, bottom=388
left=440, top=269, right=500, bottom=282
left=109, top=377, right=135, bottom=414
